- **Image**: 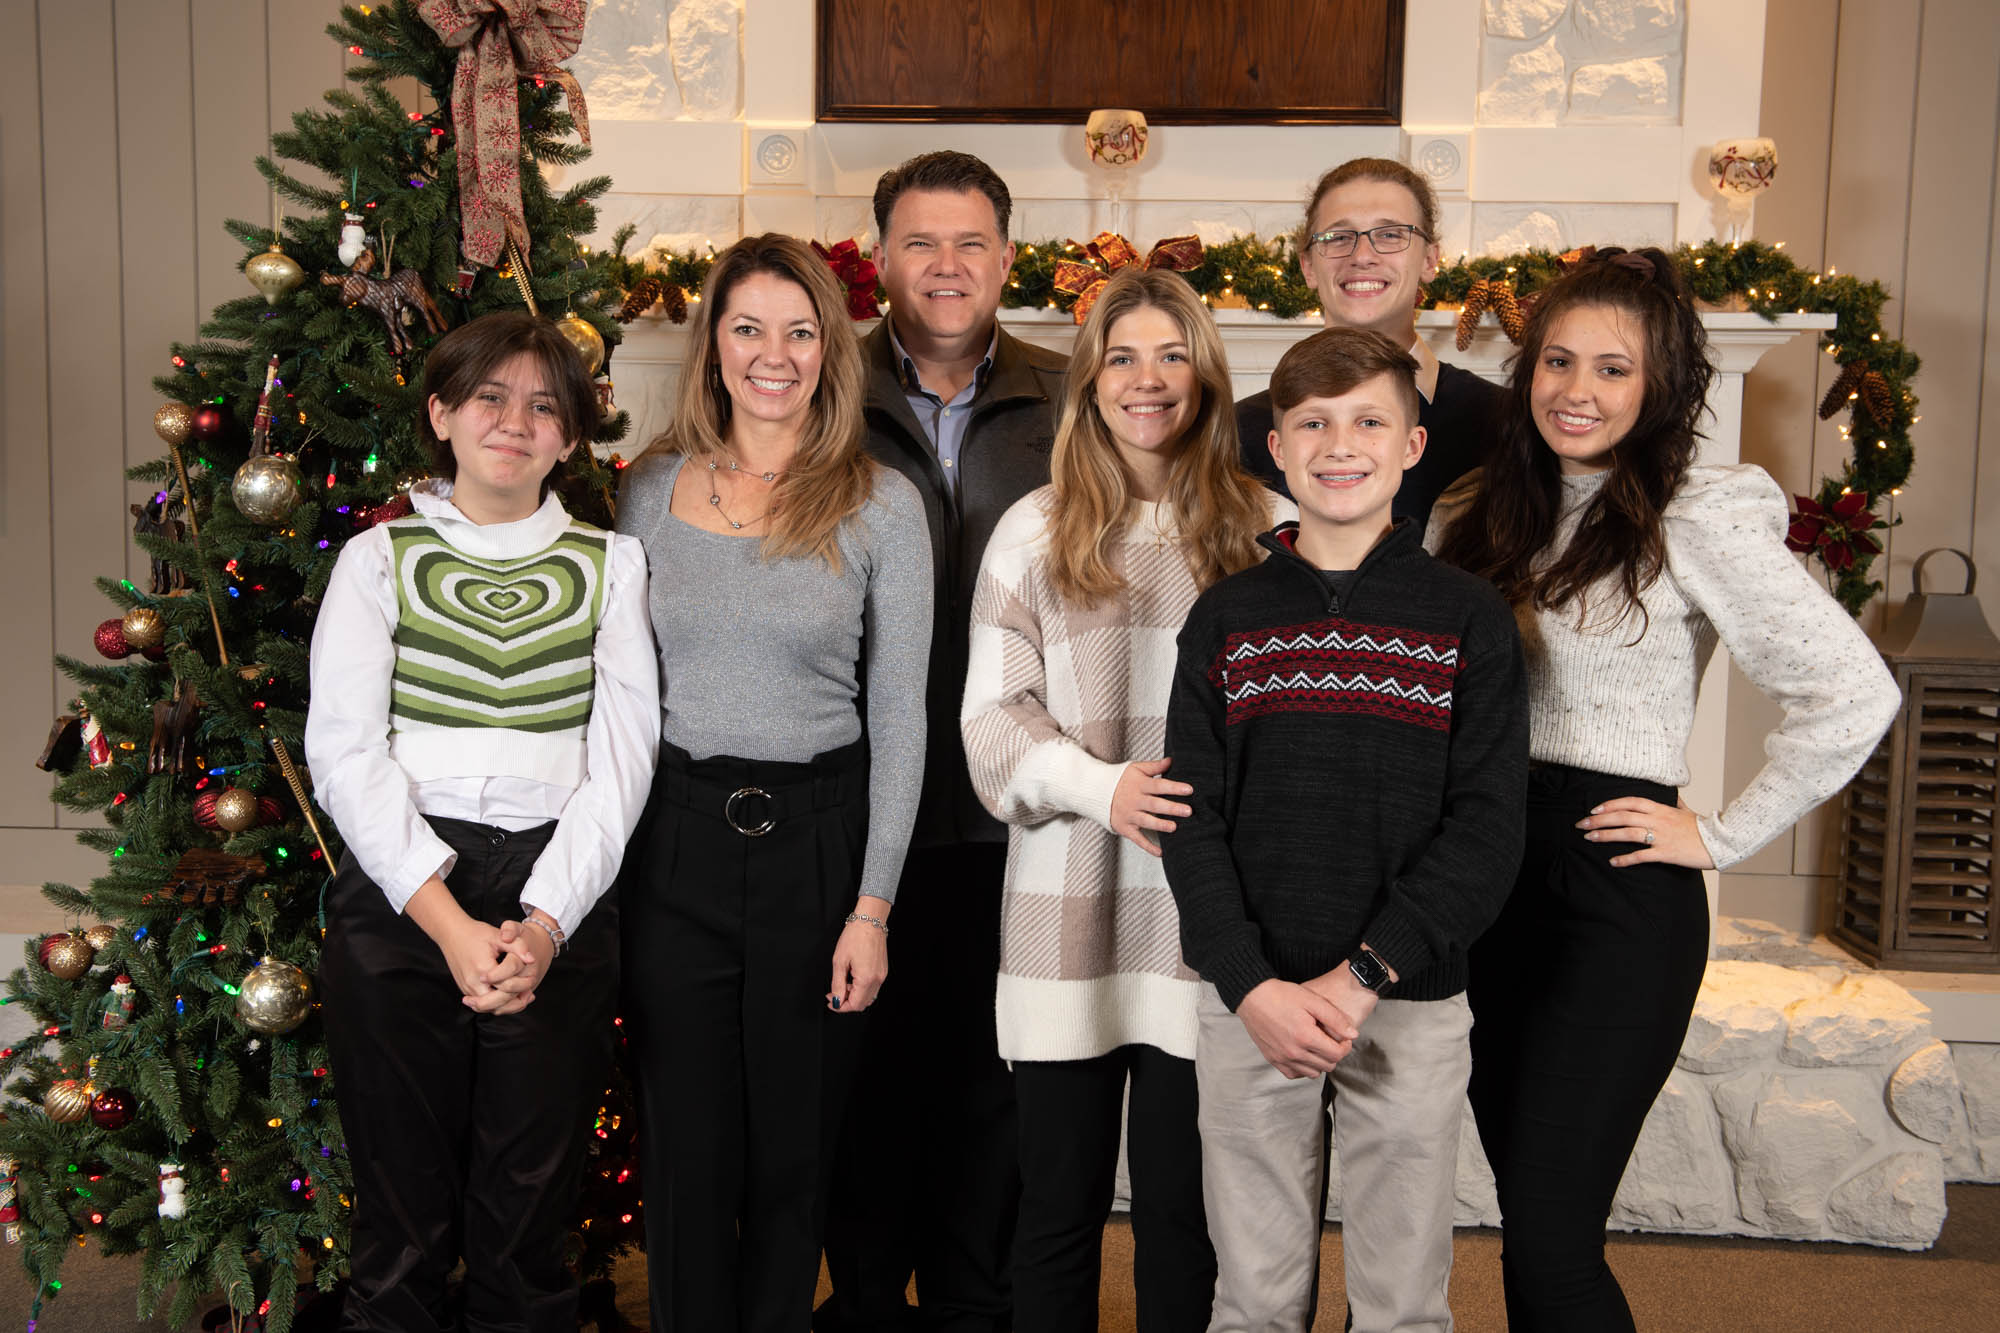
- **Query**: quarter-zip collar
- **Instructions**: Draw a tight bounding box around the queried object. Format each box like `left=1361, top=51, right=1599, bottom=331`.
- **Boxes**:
left=1256, top=517, right=1422, bottom=615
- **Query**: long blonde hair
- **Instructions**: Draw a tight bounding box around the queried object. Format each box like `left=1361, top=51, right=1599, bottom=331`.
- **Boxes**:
left=1047, top=268, right=1269, bottom=606
left=647, top=233, right=875, bottom=571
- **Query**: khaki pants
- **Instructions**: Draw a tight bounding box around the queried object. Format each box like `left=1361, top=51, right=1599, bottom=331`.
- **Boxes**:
left=1196, top=982, right=1473, bottom=1333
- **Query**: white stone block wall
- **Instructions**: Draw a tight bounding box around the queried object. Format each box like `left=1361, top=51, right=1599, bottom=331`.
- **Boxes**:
left=552, top=0, right=1764, bottom=266
left=1478, top=0, right=1685, bottom=126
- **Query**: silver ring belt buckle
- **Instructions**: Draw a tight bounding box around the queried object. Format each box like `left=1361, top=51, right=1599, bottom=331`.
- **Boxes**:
left=724, top=786, right=776, bottom=837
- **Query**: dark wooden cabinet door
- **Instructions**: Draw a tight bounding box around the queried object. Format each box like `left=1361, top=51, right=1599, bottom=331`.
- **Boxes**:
left=817, top=0, right=1405, bottom=124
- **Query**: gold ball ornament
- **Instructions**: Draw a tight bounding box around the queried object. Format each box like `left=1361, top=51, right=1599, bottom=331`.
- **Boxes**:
left=555, top=313, right=606, bottom=375
left=44, top=932, right=95, bottom=980
left=153, top=402, right=194, bottom=448
left=231, top=453, right=302, bottom=526
left=212, top=787, right=260, bottom=834
left=84, top=923, right=117, bottom=952
left=235, top=958, right=312, bottom=1034
left=43, top=1079, right=91, bottom=1124
left=244, top=242, right=306, bottom=305
left=120, top=606, right=166, bottom=652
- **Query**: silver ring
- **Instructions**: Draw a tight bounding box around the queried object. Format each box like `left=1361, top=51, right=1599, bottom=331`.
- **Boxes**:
left=1644, top=828, right=1656, bottom=846
left=725, top=786, right=776, bottom=837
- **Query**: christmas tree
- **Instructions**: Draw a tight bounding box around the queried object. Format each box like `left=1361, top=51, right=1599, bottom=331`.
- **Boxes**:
left=0, top=3, right=644, bottom=1327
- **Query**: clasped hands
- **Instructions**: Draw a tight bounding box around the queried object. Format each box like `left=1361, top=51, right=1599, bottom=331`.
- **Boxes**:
left=407, top=875, right=552, bottom=1017
left=1236, top=962, right=1383, bottom=1080
left=440, top=913, right=551, bottom=1016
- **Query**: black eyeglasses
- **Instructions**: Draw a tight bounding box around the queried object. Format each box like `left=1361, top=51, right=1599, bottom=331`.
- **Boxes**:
left=1304, top=224, right=1432, bottom=258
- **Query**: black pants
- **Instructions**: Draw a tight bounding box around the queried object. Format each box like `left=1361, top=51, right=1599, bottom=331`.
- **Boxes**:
left=319, top=817, right=619, bottom=1333
left=625, top=739, right=869, bottom=1333
left=1467, top=763, right=1710, bottom=1333
left=1014, top=1046, right=1214, bottom=1333
left=819, top=842, right=1017, bottom=1333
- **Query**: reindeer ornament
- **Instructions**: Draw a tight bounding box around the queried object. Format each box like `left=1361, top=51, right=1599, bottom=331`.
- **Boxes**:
left=322, top=247, right=449, bottom=356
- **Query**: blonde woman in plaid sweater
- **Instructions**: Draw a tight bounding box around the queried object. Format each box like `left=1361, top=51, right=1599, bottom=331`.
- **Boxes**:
left=961, top=269, right=1291, bottom=1333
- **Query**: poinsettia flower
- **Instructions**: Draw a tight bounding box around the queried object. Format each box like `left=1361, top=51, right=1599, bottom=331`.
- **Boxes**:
left=812, top=239, right=881, bottom=321
left=1787, top=491, right=1883, bottom=572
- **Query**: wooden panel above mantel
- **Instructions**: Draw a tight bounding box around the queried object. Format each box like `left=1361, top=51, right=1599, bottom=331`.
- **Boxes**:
left=817, top=0, right=1406, bottom=124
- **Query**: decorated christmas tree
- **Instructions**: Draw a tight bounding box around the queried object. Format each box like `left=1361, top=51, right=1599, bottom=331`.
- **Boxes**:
left=0, top=3, right=644, bottom=1326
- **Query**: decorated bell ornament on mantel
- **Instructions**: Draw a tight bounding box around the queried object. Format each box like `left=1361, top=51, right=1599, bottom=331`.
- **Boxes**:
left=1085, top=109, right=1150, bottom=237
left=1708, top=137, right=1778, bottom=244
left=1832, top=549, right=2000, bottom=973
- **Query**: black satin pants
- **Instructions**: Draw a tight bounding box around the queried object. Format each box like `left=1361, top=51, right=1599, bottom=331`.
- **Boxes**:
left=320, top=816, right=619, bottom=1333
left=625, top=738, right=870, bottom=1333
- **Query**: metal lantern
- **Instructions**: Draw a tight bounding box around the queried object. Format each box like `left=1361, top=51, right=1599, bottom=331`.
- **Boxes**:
left=1833, top=549, right=2000, bottom=972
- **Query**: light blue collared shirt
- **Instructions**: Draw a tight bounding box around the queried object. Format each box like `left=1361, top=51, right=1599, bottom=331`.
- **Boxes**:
left=887, top=320, right=998, bottom=499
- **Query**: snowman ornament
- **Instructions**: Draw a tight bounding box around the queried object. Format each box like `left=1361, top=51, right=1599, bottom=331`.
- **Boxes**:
left=157, top=1162, right=187, bottom=1220
left=337, top=212, right=370, bottom=268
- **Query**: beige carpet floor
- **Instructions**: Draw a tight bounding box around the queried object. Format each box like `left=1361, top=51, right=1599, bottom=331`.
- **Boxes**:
left=5, top=1184, right=1997, bottom=1330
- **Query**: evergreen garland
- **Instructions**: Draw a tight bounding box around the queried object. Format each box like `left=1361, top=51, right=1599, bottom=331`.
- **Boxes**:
left=622, top=234, right=1911, bottom=612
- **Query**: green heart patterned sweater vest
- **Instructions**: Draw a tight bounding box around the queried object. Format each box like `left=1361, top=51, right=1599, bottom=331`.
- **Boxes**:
left=385, top=517, right=611, bottom=789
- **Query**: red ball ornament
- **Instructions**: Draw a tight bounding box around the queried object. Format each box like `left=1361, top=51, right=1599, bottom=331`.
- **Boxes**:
left=188, top=405, right=228, bottom=441
left=94, top=618, right=132, bottom=659
left=89, top=1087, right=136, bottom=1130
left=257, top=796, right=284, bottom=826
left=192, top=791, right=221, bottom=829
left=141, top=643, right=169, bottom=663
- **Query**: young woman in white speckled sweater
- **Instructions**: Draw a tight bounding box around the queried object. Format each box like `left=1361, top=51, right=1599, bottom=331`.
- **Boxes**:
left=1429, top=248, right=1901, bottom=1332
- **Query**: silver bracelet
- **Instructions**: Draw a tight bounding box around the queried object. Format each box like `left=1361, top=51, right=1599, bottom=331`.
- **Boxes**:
left=521, top=915, right=565, bottom=958
left=844, top=911, right=889, bottom=936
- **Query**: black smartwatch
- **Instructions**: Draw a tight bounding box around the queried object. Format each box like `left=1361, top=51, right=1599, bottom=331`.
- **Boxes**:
left=1347, top=946, right=1392, bottom=994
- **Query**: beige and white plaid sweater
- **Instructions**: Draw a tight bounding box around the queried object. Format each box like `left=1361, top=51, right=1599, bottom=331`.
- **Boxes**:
left=962, top=485, right=1291, bottom=1062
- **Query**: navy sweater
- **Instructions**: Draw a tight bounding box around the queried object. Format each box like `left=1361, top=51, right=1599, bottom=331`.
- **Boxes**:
left=1161, top=519, right=1528, bottom=1009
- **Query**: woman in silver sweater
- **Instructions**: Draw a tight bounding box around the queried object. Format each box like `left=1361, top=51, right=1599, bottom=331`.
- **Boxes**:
left=1430, top=248, right=1900, bottom=1331
left=616, top=234, right=932, bottom=1332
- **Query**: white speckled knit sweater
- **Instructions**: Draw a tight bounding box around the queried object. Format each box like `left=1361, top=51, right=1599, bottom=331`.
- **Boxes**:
left=1430, top=463, right=1900, bottom=868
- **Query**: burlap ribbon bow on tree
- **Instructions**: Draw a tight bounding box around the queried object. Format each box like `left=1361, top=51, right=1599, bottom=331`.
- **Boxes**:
left=418, top=0, right=591, bottom=269
left=1052, top=232, right=1204, bottom=323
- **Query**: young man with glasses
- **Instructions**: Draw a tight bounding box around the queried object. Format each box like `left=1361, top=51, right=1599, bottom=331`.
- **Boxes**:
left=1236, top=158, right=1501, bottom=529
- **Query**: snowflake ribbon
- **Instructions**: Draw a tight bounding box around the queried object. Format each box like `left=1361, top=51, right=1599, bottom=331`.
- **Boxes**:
left=418, top=0, right=591, bottom=268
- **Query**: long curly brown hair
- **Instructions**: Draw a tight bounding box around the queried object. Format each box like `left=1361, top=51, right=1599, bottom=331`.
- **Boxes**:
left=1047, top=268, right=1270, bottom=606
left=1434, top=247, right=1715, bottom=633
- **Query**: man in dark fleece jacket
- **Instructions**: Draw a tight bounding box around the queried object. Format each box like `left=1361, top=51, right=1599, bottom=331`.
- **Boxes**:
left=1162, top=327, right=1525, bottom=1333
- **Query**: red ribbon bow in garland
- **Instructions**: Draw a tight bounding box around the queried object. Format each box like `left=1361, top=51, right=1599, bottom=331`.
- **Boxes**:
left=1052, top=232, right=1204, bottom=323
left=1786, top=491, right=1884, bottom=572
left=417, top=0, right=591, bottom=269
left=812, top=240, right=882, bottom=321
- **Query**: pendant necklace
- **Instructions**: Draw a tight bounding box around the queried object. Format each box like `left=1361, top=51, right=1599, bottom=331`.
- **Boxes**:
left=705, top=455, right=780, bottom=531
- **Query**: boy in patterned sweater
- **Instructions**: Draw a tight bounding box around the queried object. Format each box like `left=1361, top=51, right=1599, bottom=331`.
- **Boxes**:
left=1161, top=328, right=1528, bottom=1332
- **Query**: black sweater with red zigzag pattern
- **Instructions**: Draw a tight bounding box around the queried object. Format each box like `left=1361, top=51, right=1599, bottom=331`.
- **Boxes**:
left=1161, top=519, right=1528, bottom=1009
